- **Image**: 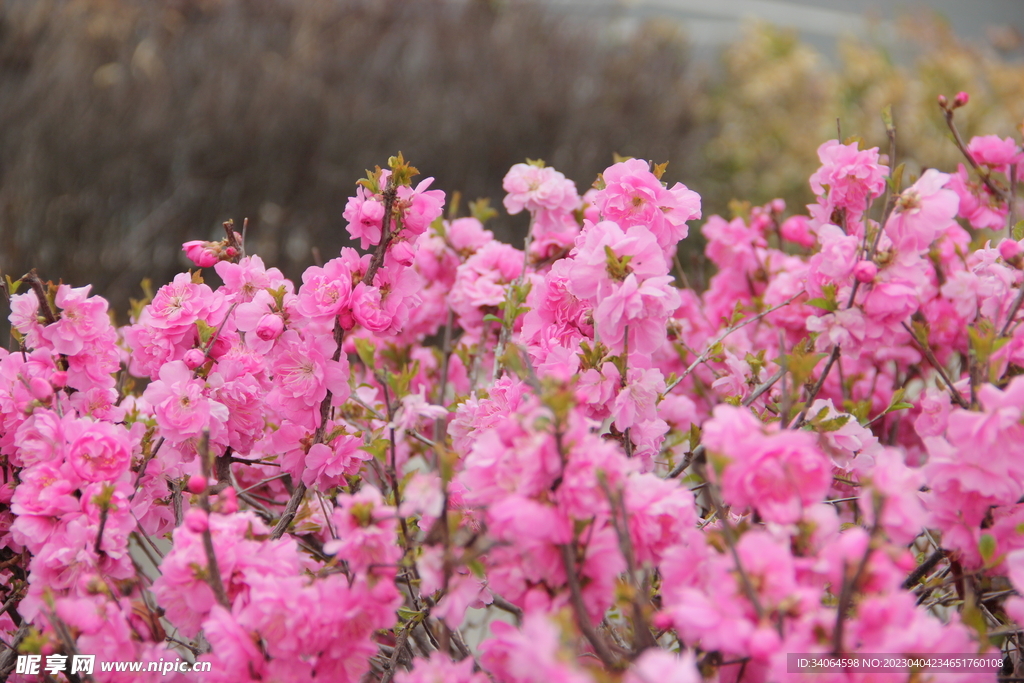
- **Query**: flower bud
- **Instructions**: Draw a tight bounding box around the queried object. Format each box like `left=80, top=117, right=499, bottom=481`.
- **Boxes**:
left=28, top=377, right=53, bottom=401
left=182, top=240, right=218, bottom=268
left=954, top=91, right=970, bottom=108
left=1000, top=239, right=1022, bottom=265
left=217, top=487, right=239, bottom=514
left=183, top=348, right=206, bottom=370
left=854, top=260, right=878, bottom=283
left=50, top=370, right=67, bottom=388
left=937, top=94, right=948, bottom=108
left=255, top=313, right=284, bottom=341
left=208, top=335, right=231, bottom=360
left=187, top=475, right=208, bottom=495
left=184, top=508, right=209, bottom=533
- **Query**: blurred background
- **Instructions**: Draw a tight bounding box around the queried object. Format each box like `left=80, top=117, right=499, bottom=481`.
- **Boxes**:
left=1, top=0, right=1023, bottom=328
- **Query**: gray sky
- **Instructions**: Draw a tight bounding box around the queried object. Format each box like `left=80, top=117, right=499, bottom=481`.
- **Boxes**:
left=545, top=0, right=1024, bottom=58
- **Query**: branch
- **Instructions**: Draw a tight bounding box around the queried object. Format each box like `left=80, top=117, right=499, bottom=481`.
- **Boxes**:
left=272, top=324, right=345, bottom=540
left=941, top=106, right=1012, bottom=204
left=597, top=474, right=657, bottom=654
left=559, top=543, right=620, bottom=669
left=663, top=294, right=800, bottom=395
left=363, top=179, right=399, bottom=287
left=902, top=547, right=947, bottom=590
left=900, top=322, right=970, bottom=409
left=832, top=496, right=884, bottom=655
left=789, top=345, right=841, bottom=429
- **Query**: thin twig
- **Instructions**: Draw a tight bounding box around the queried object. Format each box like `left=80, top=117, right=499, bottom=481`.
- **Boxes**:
left=663, top=294, right=800, bottom=395
left=941, top=106, right=1011, bottom=203
left=559, top=543, right=620, bottom=669
left=900, top=322, right=970, bottom=408
left=789, top=345, right=840, bottom=429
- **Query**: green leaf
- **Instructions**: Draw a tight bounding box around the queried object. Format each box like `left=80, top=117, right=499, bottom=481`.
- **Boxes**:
left=469, top=198, right=498, bottom=224
left=978, top=533, right=996, bottom=564
left=353, top=337, right=376, bottom=370
left=360, top=438, right=390, bottom=464
left=1013, top=220, right=1024, bottom=242
left=806, top=297, right=838, bottom=312
left=881, top=104, right=894, bottom=133
left=482, top=314, right=503, bottom=323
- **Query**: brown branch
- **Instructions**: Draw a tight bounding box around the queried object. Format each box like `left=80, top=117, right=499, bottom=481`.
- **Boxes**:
left=363, top=180, right=399, bottom=287
left=663, top=294, right=801, bottom=395
left=902, top=548, right=947, bottom=590
left=832, top=496, right=884, bottom=655
left=597, top=474, right=657, bottom=654
left=789, top=345, right=840, bottom=429
left=900, top=322, right=970, bottom=409
left=941, top=106, right=1011, bottom=204
left=272, top=324, right=344, bottom=539
left=559, top=543, right=620, bottom=669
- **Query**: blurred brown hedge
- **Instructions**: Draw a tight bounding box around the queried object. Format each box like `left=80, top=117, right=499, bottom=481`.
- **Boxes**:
left=0, top=0, right=699, bottom=319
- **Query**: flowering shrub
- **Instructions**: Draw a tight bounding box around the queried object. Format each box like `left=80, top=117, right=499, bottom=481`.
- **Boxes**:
left=1, top=96, right=1024, bottom=683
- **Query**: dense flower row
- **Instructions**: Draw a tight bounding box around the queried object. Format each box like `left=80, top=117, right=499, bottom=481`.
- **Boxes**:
left=0, top=98, right=1023, bottom=682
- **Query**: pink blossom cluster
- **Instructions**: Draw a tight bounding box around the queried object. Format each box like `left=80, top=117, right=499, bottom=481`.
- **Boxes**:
left=1, top=105, right=1023, bottom=683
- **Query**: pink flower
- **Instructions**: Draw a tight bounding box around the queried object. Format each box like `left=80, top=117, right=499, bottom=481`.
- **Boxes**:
left=502, top=163, right=579, bottom=215
left=143, top=360, right=229, bottom=443
left=625, top=649, right=701, bottom=683
left=809, top=224, right=858, bottom=283
left=267, top=330, right=350, bottom=426
left=704, top=405, right=831, bottom=523
left=594, top=273, right=681, bottom=354
left=296, top=256, right=358, bottom=322
left=324, top=487, right=401, bottom=576
left=147, top=272, right=220, bottom=330
left=39, top=285, right=111, bottom=356
left=809, top=139, right=888, bottom=217
left=301, top=433, right=368, bottom=489
left=948, top=163, right=1008, bottom=230
left=396, top=652, right=489, bottom=683
left=449, top=241, right=525, bottom=332
left=480, top=614, right=595, bottom=683
left=884, top=169, right=959, bottom=253
left=343, top=186, right=386, bottom=249
left=65, top=419, right=132, bottom=482
left=254, top=313, right=284, bottom=341
left=592, top=158, right=700, bottom=250
left=566, top=220, right=669, bottom=301
left=966, top=134, right=1023, bottom=173
left=397, top=177, right=446, bottom=235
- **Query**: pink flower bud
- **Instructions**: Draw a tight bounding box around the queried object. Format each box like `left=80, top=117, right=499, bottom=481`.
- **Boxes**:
left=225, top=247, right=238, bottom=258
left=50, top=370, right=67, bottom=388
left=770, top=198, right=786, bottom=213
left=182, top=240, right=218, bottom=268
left=954, top=91, right=970, bottom=108
left=187, top=475, right=208, bottom=495
left=217, top=487, right=238, bottom=514
left=183, top=348, right=206, bottom=370
left=937, top=94, right=948, bottom=108
left=184, top=508, right=209, bottom=533
left=854, top=260, right=878, bottom=283
left=255, top=313, right=284, bottom=341
left=208, top=335, right=231, bottom=360
left=999, top=239, right=1022, bottom=262
left=28, top=377, right=53, bottom=401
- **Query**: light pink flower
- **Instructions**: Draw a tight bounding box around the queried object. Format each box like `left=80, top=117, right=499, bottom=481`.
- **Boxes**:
left=143, top=360, right=229, bottom=443
left=502, top=163, right=579, bottom=215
